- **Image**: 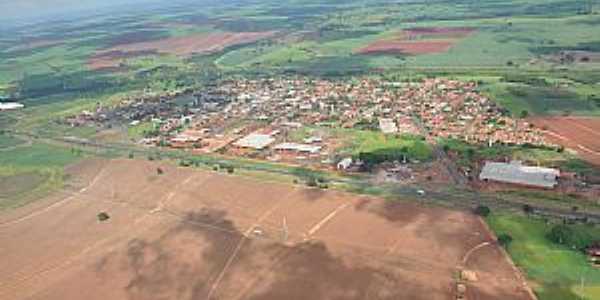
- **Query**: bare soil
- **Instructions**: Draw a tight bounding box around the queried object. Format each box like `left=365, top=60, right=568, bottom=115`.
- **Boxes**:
left=357, top=27, right=474, bottom=55
left=529, top=116, right=600, bottom=165
left=0, top=159, right=533, bottom=300
left=88, top=32, right=275, bottom=70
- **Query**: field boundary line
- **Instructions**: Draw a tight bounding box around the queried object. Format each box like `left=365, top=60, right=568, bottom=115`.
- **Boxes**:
left=0, top=163, right=109, bottom=227
left=206, top=235, right=247, bottom=300
left=476, top=217, right=538, bottom=300
left=205, top=188, right=296, bottom=300
left=461, top=241, right=492, bottom=266
left=150, top=173, right=198, bottom=214
left=306, top=203, right=349, bottom=237
left=577, top=144, right=600, bottom=156
left=566, top=118, right=600, bottom=138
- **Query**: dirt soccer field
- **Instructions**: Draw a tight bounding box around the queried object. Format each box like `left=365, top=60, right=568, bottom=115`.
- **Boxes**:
left=0, top=159, right=533, bottom=300
left=529, top=116, right=600, bottom=165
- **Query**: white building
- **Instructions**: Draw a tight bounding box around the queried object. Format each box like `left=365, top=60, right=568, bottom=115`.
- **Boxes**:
left=337, top=157, right=353, bottom=170
left=0, top=102, right=24, bottom=111
left=479, top=161, right=559, bottom=189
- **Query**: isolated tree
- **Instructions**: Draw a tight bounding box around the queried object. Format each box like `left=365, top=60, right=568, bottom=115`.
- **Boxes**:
left=520, top=110, right=529, bottom=119
left=466, top=148, right=476, bottom=159
left=97, top=212, right=110, bottom=222
left=474, top=205, right=491, bottom=217
left=157, top=167, right=164, bottom=175
left=497, top=233, right=513, bottom=248
left=522, top=204, right=534, bottom=215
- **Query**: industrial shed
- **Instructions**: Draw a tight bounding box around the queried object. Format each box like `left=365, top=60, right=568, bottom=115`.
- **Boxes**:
left=479, top=161, right=559, bottom=189
left=233, top=133, right=275, bottom=150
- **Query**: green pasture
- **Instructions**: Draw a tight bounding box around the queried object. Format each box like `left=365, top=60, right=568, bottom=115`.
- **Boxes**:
left=487, top=214, right=600, bottom=300
left=0, top=142, right=82, bottom=210
left=0, top=134, right=25, bottom=149
left=337, top=129, right=433, bottom=161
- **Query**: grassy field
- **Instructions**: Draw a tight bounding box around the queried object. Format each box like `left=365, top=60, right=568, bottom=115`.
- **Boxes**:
left=0, top=134, right=25, bottom=149
left=487, top=214, right=600, bottom=300
left=336, top=129, right=433, bottom=161
left=0, top=142, right=82, bottom=210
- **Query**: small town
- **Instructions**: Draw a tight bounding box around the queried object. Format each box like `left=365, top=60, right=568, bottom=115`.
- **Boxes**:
left=65, top=77, right=554, bottom=155
left=4, top=2, right=600, bottom=299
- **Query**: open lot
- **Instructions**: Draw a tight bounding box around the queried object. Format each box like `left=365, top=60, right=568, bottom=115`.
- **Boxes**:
left=0, top=159, right=532, bottom=300
left=529, top=117, right=600, bottom=165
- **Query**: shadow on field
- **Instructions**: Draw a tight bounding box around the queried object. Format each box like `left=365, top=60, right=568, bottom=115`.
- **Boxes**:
left=244, top=241, right=419, bottom=300
left=94, top=206, right=427, bottom=300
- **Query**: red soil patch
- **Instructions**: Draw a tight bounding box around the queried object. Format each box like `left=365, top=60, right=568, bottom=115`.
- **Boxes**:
left=358, top=40, right=455, bottom=55
left=0, top=159, right=533, bottom=300
left=88, top=31, right=275, bottom=70
left=357, top=27, right=475, bottom=55
left=87, top=50, right=158, bottom=71
left=529, top=116, right=600, bottom=165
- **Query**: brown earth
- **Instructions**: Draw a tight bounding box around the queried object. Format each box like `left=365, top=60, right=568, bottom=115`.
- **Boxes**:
left=88, top=31, right=275, bottom=70
left=529, top=116, right=600, bottom=165
left=0, top=159, right=533, bottom=300
left=358, top=40, right=455, bottom=55
left=357, top=27, right=475, bottom=55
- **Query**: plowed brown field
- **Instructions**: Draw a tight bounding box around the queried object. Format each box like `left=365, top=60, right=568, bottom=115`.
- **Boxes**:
left=357, top=27, right=474, bottom=55
left=529, top=116, right=600, bottom=165
left=0, top=159, right=533, bottom=300
left=88, top=31, right=275, bottom=70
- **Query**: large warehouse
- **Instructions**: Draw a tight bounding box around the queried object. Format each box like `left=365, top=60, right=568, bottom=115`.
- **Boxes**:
left=479, top=161, right=560, bottom=189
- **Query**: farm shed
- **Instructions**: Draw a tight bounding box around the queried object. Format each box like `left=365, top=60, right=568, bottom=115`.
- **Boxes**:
left=233, top=133, right=275, bottom=150
left=337, top=157, right=353, bottom=170
left=479, top=161, right=559, bottom=188
left=0, top=102, right=24, bottom=111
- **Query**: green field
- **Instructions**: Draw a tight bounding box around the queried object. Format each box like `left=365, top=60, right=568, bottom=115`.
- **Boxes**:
left=337, top=129, right=433, bottom=162
left=0, top=134, right=25, bottom=149
left=0, top=142, right=82, bottom=210
left=488, top=214, right=600, bottom=300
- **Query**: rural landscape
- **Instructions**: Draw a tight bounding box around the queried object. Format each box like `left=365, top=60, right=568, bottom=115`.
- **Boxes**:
left=1, top=0, right=600, bottom=299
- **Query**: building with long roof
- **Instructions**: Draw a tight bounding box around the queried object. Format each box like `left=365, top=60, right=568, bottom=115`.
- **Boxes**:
left=479, top=161, right=559, bottom=189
